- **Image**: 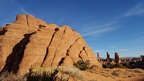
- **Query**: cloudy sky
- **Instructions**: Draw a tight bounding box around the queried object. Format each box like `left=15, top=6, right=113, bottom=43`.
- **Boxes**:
left=0, top=0, right=144, bottom=58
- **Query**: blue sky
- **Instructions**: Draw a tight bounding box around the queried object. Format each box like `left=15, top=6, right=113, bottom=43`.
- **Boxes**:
left=0, top=0, right=144, bottom=58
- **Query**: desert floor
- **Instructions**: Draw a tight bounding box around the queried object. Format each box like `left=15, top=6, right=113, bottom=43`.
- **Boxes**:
left=82, top=68, right=144, bottom=81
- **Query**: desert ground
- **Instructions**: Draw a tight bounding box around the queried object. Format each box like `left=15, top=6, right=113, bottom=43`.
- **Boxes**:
left=83, top=67, right=144, bottom=81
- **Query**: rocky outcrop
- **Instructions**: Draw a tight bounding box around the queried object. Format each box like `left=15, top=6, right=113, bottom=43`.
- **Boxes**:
left=0, top=14, right=101, bottom=75
left=115, top=52, right=120, bottom=63
left=106, top=52, right=111, bottom=62
left=140, top=55, right=144, bottom=62
left=97, top=52, right=101, bottom=61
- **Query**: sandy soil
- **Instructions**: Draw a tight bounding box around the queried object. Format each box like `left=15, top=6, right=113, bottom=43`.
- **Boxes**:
left=82, top=68, right=144, bottom=81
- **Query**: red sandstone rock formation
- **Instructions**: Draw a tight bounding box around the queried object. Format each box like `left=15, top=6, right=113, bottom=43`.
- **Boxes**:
left=97, top=52, right=101, bottom=61
left=106, top=52, right=111, bottom=62
left=115, top=52, right=120, bottom=63
left=0, top=14, right=101, bottom=75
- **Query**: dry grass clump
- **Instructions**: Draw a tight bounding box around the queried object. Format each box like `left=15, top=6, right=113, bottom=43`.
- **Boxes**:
left=131, top=68, right=144, bottom=73
left=127, top=75, right=133, bottom=78
left=111, top=70, right=121, bottom=76
left=0, top=71, right=25, bottom=81
left=102, top=73, right=112, bottom=77
left=25, top=67, right=58, bottom=81
left=55, top=72, right=70, bottom=81
left=24, top=66, right=83, bottom=81
left=30, top=67, right=57, bottom=77
left=0, top=66, right=85, bottom=81
left=56, top=66, right=84, bottom=80
left=127, top=68, right=144, bottom=73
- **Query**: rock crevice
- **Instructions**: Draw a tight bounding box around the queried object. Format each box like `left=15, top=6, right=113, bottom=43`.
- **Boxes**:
left=0, top=14, right=101, bottom=75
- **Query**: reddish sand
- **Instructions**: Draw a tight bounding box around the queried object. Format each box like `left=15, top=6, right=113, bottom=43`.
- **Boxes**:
left=82, top=68, right=144, bottom=81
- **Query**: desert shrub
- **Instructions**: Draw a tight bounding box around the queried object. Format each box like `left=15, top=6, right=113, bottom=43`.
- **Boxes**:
left=24, top=66, right=84, bottom=81
left=133, top=68, right=144, bottom=73
left=0, top=71, right=8, bottom=81
left=55, top=73, right=69, bottom=81
left=25, top=67, right=58, bottom=81
left=115, top=63, right=125, bottom=68
left=111, top=70, right=120, bottom=76
left=106, top=63, right=125, bottom=69
left=122, top=62, right=130, bottom=68
left=1, top=66, right=84, bottom=81
left=129, top=62, right=135, bottom=65
left=0, top=71, right=25, bottom=81
left=57, top=66, right=83, bottom=80
left=127, top=68, right=144, bottom=73
left=106, top=64, right=115, bottom=69
left=73, top=60, right=91, bottom=70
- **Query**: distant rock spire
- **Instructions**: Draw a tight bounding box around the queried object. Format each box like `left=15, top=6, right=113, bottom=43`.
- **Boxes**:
left=97, top=52, right=101, bottom=61
left=106, top=52, right=111, bottom=62
left=115, top=52, right=120, bottom=63
left=140, top=55, right=144, bottom=62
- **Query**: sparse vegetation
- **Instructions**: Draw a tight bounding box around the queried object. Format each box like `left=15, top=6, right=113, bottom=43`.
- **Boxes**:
left=127, top=68, right=144, bottom=73
left=55, top=66, right=84, bottom=80
left=105, top=63, right=125, bottom=69
left=0, top=71, right=25, bottom=81
left=1, top=66, right=144, bottom=81
left=73, top=60, right=91, bottom=70
left=25, top=67, right=58, bottom=81
left=111, top=70, right=120, bottom=76
left=0, top=66, right=84, bottom=81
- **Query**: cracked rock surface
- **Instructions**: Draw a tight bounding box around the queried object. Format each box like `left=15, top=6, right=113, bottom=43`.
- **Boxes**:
left=0, top=14, right=101, bottom=75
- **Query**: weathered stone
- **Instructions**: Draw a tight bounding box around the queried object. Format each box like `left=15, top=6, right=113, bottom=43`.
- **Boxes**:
left=97, top=52, right=101, bottom=61
left=79, top=50, right=88, bottom=61
left=140, top=55, right=144, bottom=62
left=0, top=14, right=101, bottom=76
left=51, top=26, right=78, bottom=66
left=17, top=24, right=57, bottom=75
left=0, top=24, right=26, bottom=72
left=115, top=52, right=120, bottom=63
left=84, top=46, right=101, bottom=66
left=67, top=38, right=86, bottom=63
left=14, top=14, right=28, bottom=26
left=106, top=52, right=111, bottom=62
left=14, top=14, right=47, bottom=33
left=61, top=56, right=74, bottom=66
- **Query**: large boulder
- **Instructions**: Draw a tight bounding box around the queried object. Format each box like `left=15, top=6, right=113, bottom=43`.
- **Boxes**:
left=0, top=14, right=101, bottom=75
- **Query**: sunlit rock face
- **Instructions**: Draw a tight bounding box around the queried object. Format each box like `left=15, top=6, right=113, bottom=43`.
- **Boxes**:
left=0, top=14, right=101, bottom=75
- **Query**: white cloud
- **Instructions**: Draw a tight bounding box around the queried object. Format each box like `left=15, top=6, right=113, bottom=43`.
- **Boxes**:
left=110, top=46, right=116, bottom=48
left=80, top=21, right=117, bottom=37
left=58, top=18, right=65, bottom=24
left=82, top=27, right=114, bottom=37
left=94, top=50, right=105, bottom=53
left=124, top=3, right=144, bottom=16
left=11, top=0, right=30, bottom=14
left=117, top=49, right=128, bottom=52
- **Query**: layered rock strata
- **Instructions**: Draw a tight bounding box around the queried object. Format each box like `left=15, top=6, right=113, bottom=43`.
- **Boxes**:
left=0, top=14, right=101, bottom=75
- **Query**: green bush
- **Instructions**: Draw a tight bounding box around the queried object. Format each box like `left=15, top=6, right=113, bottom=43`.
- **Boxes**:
left=115, top=63, right=125, bottom=68
left=122, top=62, right=130, bottom=67
left=25, top=67, right=58, bottom=81
left=73, top=60, right=91, bottom=70
left=106, top=63, right=125, bottom=69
